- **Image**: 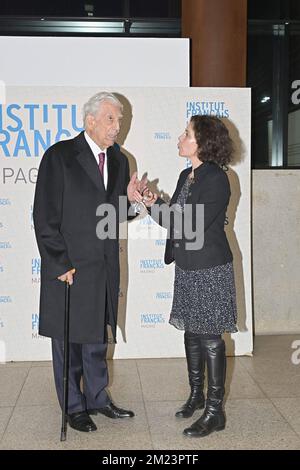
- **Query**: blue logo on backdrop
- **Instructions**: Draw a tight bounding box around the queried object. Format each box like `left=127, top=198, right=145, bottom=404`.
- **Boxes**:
left=32, top=314, right=39, bottom=330
left=32, top=258, right=40, bottom=275
left=140, top=313, right=166, bottom=328
left=0, top=198, right=11, bottom=205
left=140, top=259, right=164, bottom=273
left=156, top=292, right=172, bottom=300
left=154, top=132, right=171, bottom=140
left=31, top=314, right=41, bottom=339
left=31, top=313, right=46, bottom=340
left=186, top=101, right=229, bottom=119
left=0, top=103, right=83, bottom=158
left=0, top=242, right=12, bottom=249
left=0, top=296, right=12, bottom=303
left=32, top=258, right=41, bottom=283
left=0, top=318, right=4, bottom=328
left=0, top=222, right=3, bottom=229
left=138, top=215, right=156, bottom=226
left=0, top=264, right=4, bottom=273
left=155, top=239, right=166, bottom=246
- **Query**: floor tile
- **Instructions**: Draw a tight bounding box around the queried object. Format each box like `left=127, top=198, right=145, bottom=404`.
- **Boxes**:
left=0, top=403, right=152, bottom=450
left=0, top=368, right=29, bottom=406
left=145, top=399, right=300, bottom=450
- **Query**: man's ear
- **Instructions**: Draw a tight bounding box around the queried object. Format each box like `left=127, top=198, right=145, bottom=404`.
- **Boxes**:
left=85, top=114, right=94, bottom=130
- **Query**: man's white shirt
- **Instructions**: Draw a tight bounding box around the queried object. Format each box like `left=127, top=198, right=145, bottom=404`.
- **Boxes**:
left=84, top=131, right=108, bottom=189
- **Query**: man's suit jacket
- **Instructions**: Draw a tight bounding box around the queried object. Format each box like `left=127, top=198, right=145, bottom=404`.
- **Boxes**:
left=33, top=131, right=130, bottom=343
left=151, top=161, right=233, bottom=270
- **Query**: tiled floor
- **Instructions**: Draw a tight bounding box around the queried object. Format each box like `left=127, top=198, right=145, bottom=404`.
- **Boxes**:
left=0, top=335, right=300, bottom=449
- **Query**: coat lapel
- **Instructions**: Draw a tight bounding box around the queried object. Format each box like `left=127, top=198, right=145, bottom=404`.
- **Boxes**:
left=74, top=132, right=105, bottom=192
left=107, top=146, right=120, bottom=198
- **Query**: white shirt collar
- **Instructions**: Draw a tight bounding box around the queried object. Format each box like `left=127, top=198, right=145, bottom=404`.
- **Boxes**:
left=84, top=131, right=107, bottom=160
left=84, top=131, right=108, bottom=189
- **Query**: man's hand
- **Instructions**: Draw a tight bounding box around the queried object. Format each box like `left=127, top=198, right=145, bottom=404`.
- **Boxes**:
left=127, top=172, right=148, bottom=202
left=58, top=268, right=76, bottom=285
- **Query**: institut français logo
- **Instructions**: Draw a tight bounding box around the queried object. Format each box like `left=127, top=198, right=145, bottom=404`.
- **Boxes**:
left=31, top=258, right=41, bottom=283
left=0, top=91, right=84, bottom=185
left=186, top=100, right=230, bottom=119
left=140, top=313, right=166, bottom=328
left=140, top=258, right=164, bottom=273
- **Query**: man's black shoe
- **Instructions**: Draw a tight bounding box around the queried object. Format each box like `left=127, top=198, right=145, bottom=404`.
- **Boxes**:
left=88, top=402, right=134, bottom=419
left=67, top=411, right=97, bottom=432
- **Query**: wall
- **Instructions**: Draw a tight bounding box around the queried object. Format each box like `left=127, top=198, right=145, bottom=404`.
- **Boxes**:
left=252, top=170, right=300, bottom=334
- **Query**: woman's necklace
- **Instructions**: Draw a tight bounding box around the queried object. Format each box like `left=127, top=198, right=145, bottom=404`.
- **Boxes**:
left=189, top=168, right=195, bottom=184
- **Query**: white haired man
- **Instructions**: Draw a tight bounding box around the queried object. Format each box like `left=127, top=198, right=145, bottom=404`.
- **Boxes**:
left=33, top=92, right=142, bottom=432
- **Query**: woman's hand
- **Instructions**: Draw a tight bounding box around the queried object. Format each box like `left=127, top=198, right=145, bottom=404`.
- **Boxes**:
left=133, top=188, right=157, bottom=207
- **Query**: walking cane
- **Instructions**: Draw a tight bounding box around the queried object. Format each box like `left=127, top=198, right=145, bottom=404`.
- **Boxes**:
left=60, top=280, right=70, bottom=442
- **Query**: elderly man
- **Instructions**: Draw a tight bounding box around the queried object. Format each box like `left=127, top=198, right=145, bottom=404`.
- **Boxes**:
left=33, top=92, right=141, bottom=432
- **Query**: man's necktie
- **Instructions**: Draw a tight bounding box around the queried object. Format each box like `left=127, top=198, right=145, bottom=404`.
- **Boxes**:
left=98, top=152, right=105, bottom=177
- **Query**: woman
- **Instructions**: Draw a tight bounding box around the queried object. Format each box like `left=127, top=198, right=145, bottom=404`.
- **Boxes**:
left=134, top=115, right=237, bottom=438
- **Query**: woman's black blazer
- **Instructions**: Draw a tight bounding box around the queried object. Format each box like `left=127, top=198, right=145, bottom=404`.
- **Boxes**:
left=150, top=161, right=233, bottom=270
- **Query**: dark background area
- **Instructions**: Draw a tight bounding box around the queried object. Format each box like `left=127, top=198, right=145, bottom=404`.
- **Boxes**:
left=0, top=0, right=299, bottom=168
left=0, top=0, right=181, bottom=18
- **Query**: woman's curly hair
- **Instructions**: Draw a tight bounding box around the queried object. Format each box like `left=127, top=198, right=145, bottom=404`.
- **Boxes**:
left=190, top=115, right=233, bottom=167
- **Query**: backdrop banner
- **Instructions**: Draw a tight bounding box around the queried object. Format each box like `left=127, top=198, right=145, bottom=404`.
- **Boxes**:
left=0, top=86, right=252, bottom=361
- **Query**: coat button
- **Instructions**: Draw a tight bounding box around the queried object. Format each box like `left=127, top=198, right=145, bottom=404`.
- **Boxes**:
left=174, top=243, right=179, bottom=248
left=188, top=192, right=192, bottom=196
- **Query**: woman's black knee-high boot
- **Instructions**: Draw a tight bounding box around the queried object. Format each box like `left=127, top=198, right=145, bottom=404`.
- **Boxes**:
left=175, top=332, right=205, bottom=418
left=183, top=338, right=226, bottom=436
